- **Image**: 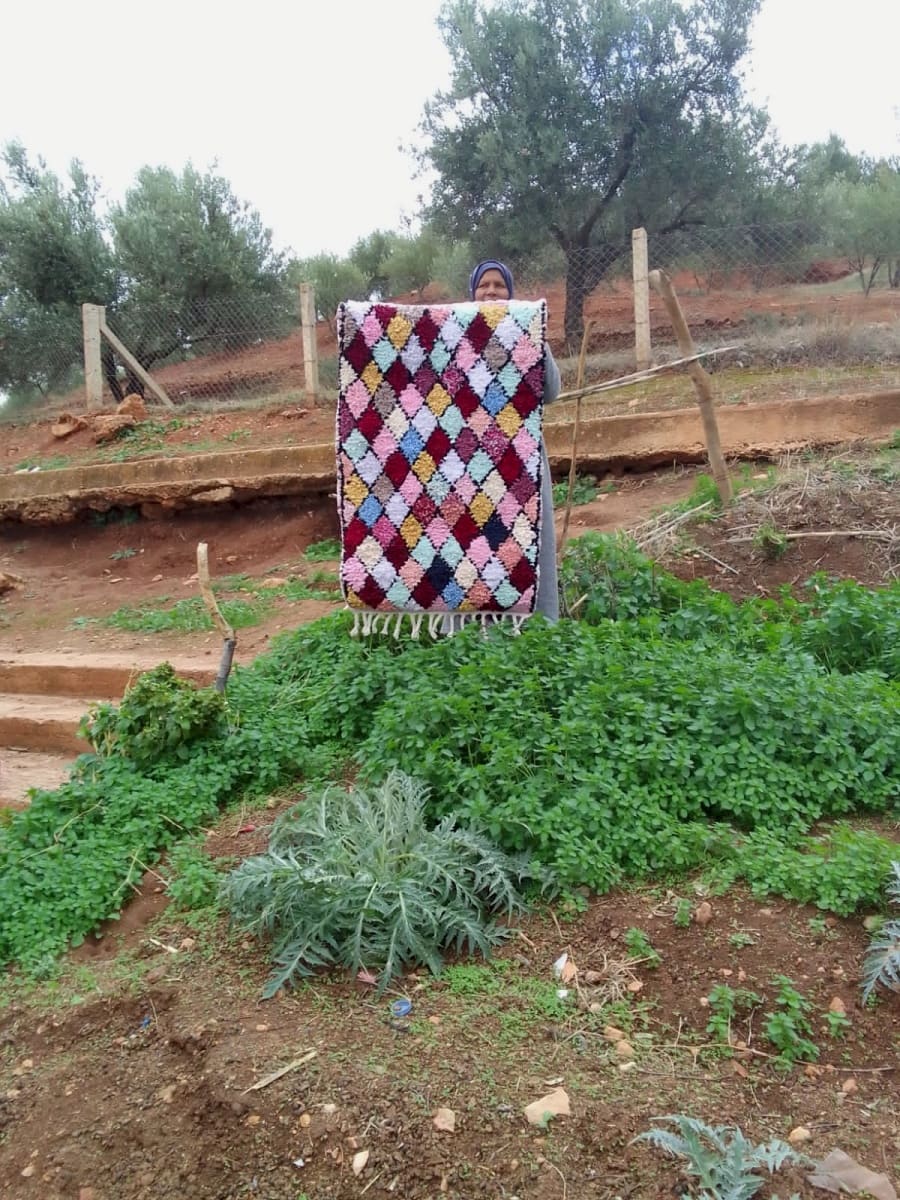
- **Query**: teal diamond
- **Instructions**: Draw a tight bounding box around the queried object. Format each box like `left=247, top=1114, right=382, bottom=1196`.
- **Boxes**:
left=411, top=539, right=437, bottom=568
left=467, top=450, right=494, bottom=483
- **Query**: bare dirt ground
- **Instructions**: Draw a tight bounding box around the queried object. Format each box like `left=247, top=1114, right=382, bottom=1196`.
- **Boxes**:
left=1, top=440, right=899, bottom=1199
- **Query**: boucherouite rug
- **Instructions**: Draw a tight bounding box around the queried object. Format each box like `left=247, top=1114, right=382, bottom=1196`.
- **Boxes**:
left=336, top=299, right=547, bottom=636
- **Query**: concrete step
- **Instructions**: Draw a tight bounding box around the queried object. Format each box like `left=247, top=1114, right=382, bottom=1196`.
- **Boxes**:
left=0, top=749, right=73, bottom=810
left=0, top=652, right=216, bottom=700
left=0, top=693, right=93, bottom=756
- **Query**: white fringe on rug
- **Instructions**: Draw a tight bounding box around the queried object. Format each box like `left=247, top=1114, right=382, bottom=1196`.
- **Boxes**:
left=349, top=610, right=528, bottom=639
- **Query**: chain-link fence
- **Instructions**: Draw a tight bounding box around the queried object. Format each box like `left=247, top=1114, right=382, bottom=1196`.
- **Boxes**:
left=7, top=221, right=900, bottom=419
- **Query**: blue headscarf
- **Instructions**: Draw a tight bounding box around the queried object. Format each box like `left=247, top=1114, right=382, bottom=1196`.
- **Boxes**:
left=469, top=259, right=515, bottom=299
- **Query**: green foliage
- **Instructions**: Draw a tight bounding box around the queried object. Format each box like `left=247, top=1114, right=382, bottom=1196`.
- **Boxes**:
left=861, top=861, right=900, bottom=1004
left=222, top=772, right=546, bottom=997
left=753, top=521, right=788, bottom=560
left=93, top=596, right=272, bottom=634
left=624, top=927, right=661, bottom=967
left=705, top=985, right=763, bottom=1050
left=291, top=253, right=368, bottom=329
left=673, top=898, right=693, bottom=928
left=421, top=0, right=766, bottom=337
left=552, top=473, right=600, bottom=508
left=822, top=1008, right=851, bottom=1040
left=764, top=977, right=819, bottom=1068
left=672, top=473, right=724, bottom=516
left=165, top=840, right=224, bottom=911
left=84, top=664, right=225, bottom=769
left=823, top=165, right=900, bottom=295
left=303, top=538, right=341, bottom=562
left=633, top=1114, right=806, bottom=1199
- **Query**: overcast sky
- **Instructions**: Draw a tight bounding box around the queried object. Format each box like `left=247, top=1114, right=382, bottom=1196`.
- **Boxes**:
left=1, top=0, right=897, bottom=260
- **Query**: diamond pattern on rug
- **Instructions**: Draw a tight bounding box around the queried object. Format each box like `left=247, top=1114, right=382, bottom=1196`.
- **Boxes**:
left=336, top=300, right=547, bottom=614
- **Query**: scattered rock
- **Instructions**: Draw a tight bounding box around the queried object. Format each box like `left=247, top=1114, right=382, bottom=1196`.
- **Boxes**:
left=92, top=413, right=137, bottom=443
left=0, top=570, right=25, bottom=595
left=117, top=394, right=148, bottom=420
left=862, top=915, right=881, bottom=932
left=841, top=1076, right=859, bottom=1095
left=280, top=407, right=310, bottom=419
left=321, top=1103, right=338, bottom=1115
left=179, top=938, right=196, bottom=952
left=78, top=1188, right=96, bottom=1200
left=254, top=1023, right=270, bottom=1032
left=807, top=1148, right=897, bottom=1199
left=299, top=1113, right=312, bottom=1128
left=433, top=1107, right=456, bottom=1133
left=21, top=1163, right=36, bottom=1178
left=245, top=1113, right=262, bottom=1127
left=788, top=1125, right=812, bottom=1146
left=151, top=573, right=164, bottom=583
left=614, top=1039, right=635, bottom=1060
left=51, top=413, right=89, bottom=439
left=351, top=1150, right=370, bottom=1176
left=192, top=486, right=235, bottom=504
left=583, top=969, right=604, bottom=985
left=693, top=901, right=714, bottom=926
left=260, top=576, right=289, bottom=589
left=603, top=1025, right=626, bottom=1043
left=156, top=1084, right=177, bottom=1104
left=524, top=1088, right=571, bottom=1126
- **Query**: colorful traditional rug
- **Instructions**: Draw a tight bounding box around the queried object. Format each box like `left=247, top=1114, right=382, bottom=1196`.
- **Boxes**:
left=336, top=300, right=547, bottom=633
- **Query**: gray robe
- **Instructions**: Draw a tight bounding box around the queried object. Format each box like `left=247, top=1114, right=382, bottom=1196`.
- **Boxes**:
left=535, top=347, right=561, bottom=621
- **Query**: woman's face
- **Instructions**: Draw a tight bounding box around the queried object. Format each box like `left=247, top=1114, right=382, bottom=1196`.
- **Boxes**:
left=473, top=268, right=510, bottom=301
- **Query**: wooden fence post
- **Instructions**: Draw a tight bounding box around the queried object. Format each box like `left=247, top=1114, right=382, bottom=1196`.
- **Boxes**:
left=299, top=283, right=320, bottom=403
left=632, top=227, right=651, bottom=371
left=648, top=268, right=733, bottom=504
left=82, top=303, right=104, bottom=410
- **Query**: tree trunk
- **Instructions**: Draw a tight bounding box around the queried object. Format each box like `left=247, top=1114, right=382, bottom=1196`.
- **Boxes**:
left=562, top=242, right=623, bottom=349
left=102, top=345, right=124, bottom=405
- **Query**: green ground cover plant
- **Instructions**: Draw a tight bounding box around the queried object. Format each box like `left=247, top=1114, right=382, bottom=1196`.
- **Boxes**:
left=3, top=535, right=899, bottom=975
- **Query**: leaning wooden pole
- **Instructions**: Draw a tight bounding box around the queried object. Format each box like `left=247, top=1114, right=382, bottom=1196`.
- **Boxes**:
left=557, top=321, right=593, bottom=564
left=648, top=269, right=733, bottom=504
left=197, top=543, right=236, bottom=693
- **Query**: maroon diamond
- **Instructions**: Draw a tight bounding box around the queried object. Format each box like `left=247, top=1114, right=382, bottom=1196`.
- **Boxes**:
left=510, top=474, right=537, bottom=504
left=411, top=576, right=438, bottom=607
left=343, top=332, right=372, bottom=374
left=454, top=427, right=478, bottom=461
left=357, top=576, right=387, bottom=609
left=412, top=494, right=437, bottom=524
left=452, top=511, right=480, bottom=547
left=465, top=312, right=493, bottom=353
left=384, top=452, right=411, bottom=486
left=413, top=364, right=438, bottom=396
left=356, top=406, right=382, bottom=443
left=385, top=535, right=409, bottom=569
left=497, top=446, right=526, bottom=486
left=454, top=385, right=480, bottom=419
left=426, top=428, right=452, bottom=462
left=509, top=558, right=536, bottom=593
left=342, top=515, right=368, bottom=554
left=384, top=359, right=410, bottom=394
left=415, top=313, right=440, bottom=351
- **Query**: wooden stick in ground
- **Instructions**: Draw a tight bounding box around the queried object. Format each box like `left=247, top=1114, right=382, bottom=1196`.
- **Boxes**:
left=648, top=269, right=733, bottom=504
left=196, top=542, right=236, bottom=693
left=557, top=321, right=593, bottom=564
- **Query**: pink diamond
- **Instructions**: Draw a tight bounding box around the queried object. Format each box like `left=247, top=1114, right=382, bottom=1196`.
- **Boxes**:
left=342, top=555, right=368, bottom=590
left=455, top=337, right=478, bottom=370
left=468, top=408, right=491, bottom=437
left=399, top=559, right=425, bottom=587
left=497, top=538, right=523, bottom=570
left=373, top=516, right=396, bottom=547
left=468, top=537, right=492, bottom=569
left=511, top=336, right=542, bottom=372
left=425, top=517, right=451, bottom=548
left=361, top=311, right=384, bottom=347
left=399, top=475, right=424, bottom=503
left=454, top=476, right=477, bottom=503
left=346, top=379, right=371, bottom=417
left=497, top=493, right=522, bottom=525
left=372, top=428, right=398, bottom=460
left=513, top=428, right=538, bottom=460
left=399, top=384, right=424, bottom=416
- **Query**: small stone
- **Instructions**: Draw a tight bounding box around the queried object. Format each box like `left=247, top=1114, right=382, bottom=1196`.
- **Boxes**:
left=524, top=1088, right=571, bottom=1126
left=21, top=1164, right=36, bottom=1178
left=151, top=573, right=163, bottom=583
left=352, top=1150, right=370, bottom=1176
left=156, top=1084, right=177, bottom=1104
left=179, top=937, right=196, bottom=952
left=862, top=915, right=880, bottom=932
left=693, top=901, right=713, bottom=926
left=626, top=979, right=644, bottom=993
left=788, top=1126, right=812, bottom=1146
left=614, top=1039, right=635, bottom=1060
left=841, top=1077, right=858, bottom=1095
left=433, top=1107, right=456, bottom=1133
left=828, top=996, right=846, bottom=1015
left=245, top=1114, right=262, bottom=1127
left=322, top=1103, right=338, bottom=1115
left=255, top=1023, right=270, bottom=1032
left=583, top=970, right=604, bottom=985
left=603, top=1025, right=626, bottom=1043
left=589, top=1002, right=603, bottom=1014
left=299, top=1113, right=312, bottom=1128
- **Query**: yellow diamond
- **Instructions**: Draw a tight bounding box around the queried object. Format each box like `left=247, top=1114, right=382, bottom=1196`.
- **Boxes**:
left=360, top=362, right=383, bottom=395
left=343, top=473, right=369, bottom=506
left=495, top=403, right=523, bottom=437
left=386, top=313, right=413, bottom=350
left=479, top=303, right=506, bottom=329
left=426, top=384, right=451, bottom=416
left=412, top=451, right=437, bottom=483
left=400, top=514, right=423, bottom=548
left=470, top=492, right=494, bottom=527
left=346, top=590, right=365, bottom=610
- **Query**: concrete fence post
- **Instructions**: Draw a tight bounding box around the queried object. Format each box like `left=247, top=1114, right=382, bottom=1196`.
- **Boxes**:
left=632, top=227, right=651, bottom=371
left=82, top=303, right=104, bottom=410
left=299, top=283, right=320, bottom=403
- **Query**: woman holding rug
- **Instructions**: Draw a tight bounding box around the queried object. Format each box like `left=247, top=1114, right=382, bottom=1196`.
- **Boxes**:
left=469, top=259, right=561, bottom=621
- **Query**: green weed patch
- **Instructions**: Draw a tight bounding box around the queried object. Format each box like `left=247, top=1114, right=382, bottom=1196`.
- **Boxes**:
left=4, top=536, right=900, bottom=973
